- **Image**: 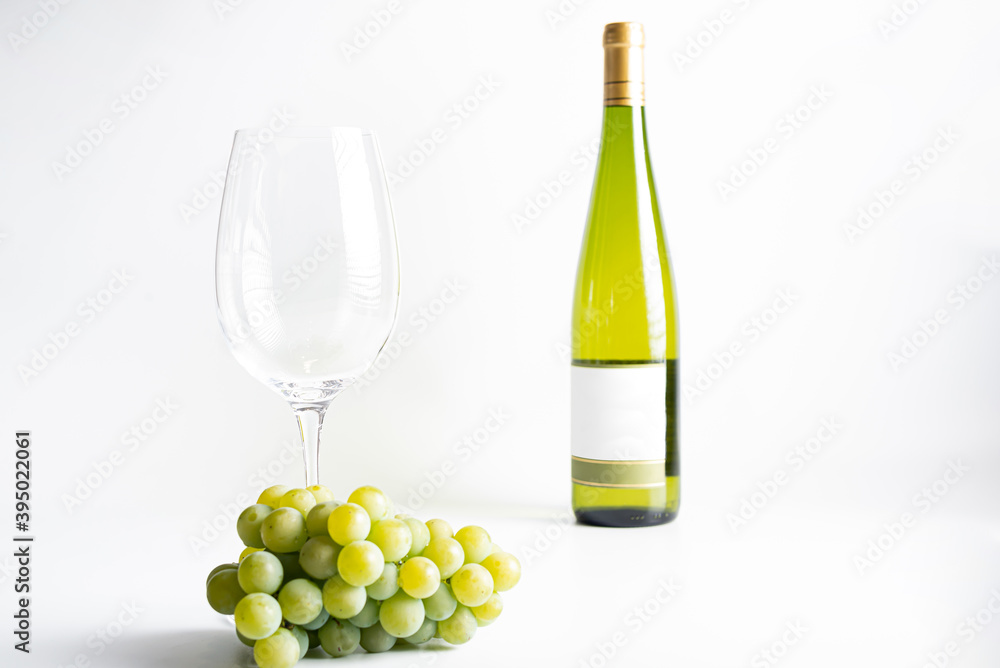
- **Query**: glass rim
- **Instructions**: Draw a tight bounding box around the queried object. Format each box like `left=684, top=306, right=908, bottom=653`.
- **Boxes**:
left=233, top=126, right=377, bottom=138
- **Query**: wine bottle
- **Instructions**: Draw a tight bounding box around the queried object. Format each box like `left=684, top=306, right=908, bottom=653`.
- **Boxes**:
left=570, top=22, right=679, bottom=527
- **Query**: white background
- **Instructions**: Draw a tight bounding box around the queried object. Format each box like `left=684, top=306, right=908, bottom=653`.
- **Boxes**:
left=2, top=0, right=1000, bottom=666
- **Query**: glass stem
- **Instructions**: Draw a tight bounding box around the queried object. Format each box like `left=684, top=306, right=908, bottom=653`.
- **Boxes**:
left=294, top=407, right=326, bottom=488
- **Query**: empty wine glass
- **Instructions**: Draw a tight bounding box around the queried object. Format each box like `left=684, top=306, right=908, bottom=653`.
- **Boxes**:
left=215, top=127, right=400, bottom=487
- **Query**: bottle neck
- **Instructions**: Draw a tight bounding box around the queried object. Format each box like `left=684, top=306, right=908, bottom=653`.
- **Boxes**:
left=603, top=42, right=644, bottom=106
left=599, top=105, right=646, bottom=150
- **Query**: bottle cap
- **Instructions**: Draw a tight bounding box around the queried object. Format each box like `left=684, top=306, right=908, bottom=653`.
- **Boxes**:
left=603, top=22, right=644, bottom=47
left=603, top=22, right=645, bottom=106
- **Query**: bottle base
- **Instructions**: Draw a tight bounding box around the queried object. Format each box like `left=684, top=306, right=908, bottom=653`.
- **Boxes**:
left=574, top=507, right=677, bottom=527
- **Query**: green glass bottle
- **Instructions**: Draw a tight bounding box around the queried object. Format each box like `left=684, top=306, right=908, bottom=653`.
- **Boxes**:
left=571, top=22, right=679, bottom=527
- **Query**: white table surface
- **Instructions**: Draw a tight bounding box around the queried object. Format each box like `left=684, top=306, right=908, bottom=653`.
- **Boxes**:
left=21, top=499, right=999, bottom=668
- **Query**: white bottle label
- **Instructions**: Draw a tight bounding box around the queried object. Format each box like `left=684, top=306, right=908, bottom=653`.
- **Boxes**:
left=571, top=363, right=666, bottom=462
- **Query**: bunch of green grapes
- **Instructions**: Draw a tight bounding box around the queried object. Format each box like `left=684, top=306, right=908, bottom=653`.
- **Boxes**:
left=205, top=484, right=522, bottom=668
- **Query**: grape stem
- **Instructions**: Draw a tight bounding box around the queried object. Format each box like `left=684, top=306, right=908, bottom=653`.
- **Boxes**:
left=294, top=407, right=326, bottom=488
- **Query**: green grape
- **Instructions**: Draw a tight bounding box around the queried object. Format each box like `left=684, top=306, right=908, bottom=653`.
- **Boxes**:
left=317, top=617, right=360, bottom=657
left=347, top=486, right=390, bottom=522
left=367, top=519, right=412, bottom=562
left=403, top=617, right=437, bottom=645
left=306, top=501, right=341, bottom=538
left=237, top=551, right=284, bottom=595
left=206, top=562, right=237, bottom=585
left=306, top=629, right=321, bottom=650
left=451, top=564, right=494, bottom=607
left=253, top=628, right=299, bottom=668
left=481, top=551, right=521, bottom=592
left=288, top=624, right=309, bottom=659
left=349, top=597, right=380, bottom=628
left=240, top=546, right=263, bottom=562
left=403, top=517, right=430, bottom=558
left=206, top=568, right=244, bottom=615
left=328, top=503, right=371, bottom=546
left=299, top=536, right=341, bottom=580
left=422, top=582, right=458, bottom=621
left=261, top=507, right=308, bottom=553
left=379, top=590, right=425, bottom=638
left=236, top=627, right=256, bottom=647
left=272, top=551, right=307, bottom=584
left=322, top=575, right=368, bottom=619
left=301, top=607, right=329, bottom=631
left=279, top=488, right=317, bottom=517
left=489, top=543, right=503, bottom=555
left=277, top=578, right=324, bottom=625
left=237, top=504, right=273, bottom=549
left=422, top=537, right=464, bottom=579
left=366, top=562, right=399, bottom=601
left=337, top=540, right=384, bottom=587
left=425, top=518, right=453, bottom=541
left=454, top=525, right=492, bottom=564
left=234, top=592, right=282, bottom=640
left=438, top=605, right=477, bottom=645
left=471, top=592, right=503, bottom=625
left=257, top=485, right=290, bottom=509
left=306, top=484, right=336, bottom=504
left=398, top=556, right=440, bottom=599
left=359, top=622, right=396, bottom=653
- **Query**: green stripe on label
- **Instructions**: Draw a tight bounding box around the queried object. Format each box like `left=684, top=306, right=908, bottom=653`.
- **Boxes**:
left=571, top=359, right=667, bottom=367
left=571, top=457, right=666, bottom=488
